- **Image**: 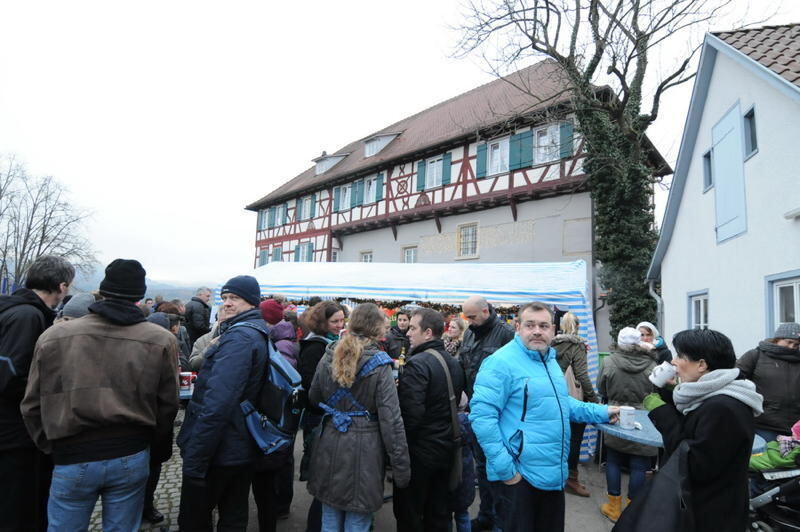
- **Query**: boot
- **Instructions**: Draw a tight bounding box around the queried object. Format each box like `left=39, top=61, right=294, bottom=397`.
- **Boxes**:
left=600, top=494, right=623, bottom=522
left=565, top=470, right=590, bottom=497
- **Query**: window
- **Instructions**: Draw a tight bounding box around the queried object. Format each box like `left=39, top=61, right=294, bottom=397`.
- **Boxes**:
left=457, top=223, right=478, bottom=258
left=487, top=137, right=510, bottom=175
left=297, top=195, right=315, bottom=221
left=364, top=134, right=397, bottom=157
left=333, top=184, right=352, bottom=212
left=331, top=251, right=339, bottom=262
left=775, top=277, right=800, bottom=324
left=258, top=249, right=268, bottom=266
left=363, top=175, right=379, bottom=204
left=403, top=246, right=417, bottom=263
left=703, top=150, right=713, bottom=190
left=271, top=246, right=282, bottom=262
left=689, top=292, right=709, bottom=329
left=360, top=251, right=373, bottom=263
left=275, top=204, right=286, bottom=225
left=426, top=157, right=443, bottom=189
left=744, top=108, right=758, bottom=157
left=257, top=209, right=268, bottom=230
left=533, top=124, right=560, bottom=164
left=295, top=242, right=313, bottom=262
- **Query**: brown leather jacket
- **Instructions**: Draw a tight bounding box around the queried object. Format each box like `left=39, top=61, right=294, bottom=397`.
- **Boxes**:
left=21, top=314, right=179, bottom=458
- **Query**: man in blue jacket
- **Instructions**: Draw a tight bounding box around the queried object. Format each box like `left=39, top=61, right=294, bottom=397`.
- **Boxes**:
left=177, top=275, right=268, bottom=531
left=470, top=301, right=619, bottom=531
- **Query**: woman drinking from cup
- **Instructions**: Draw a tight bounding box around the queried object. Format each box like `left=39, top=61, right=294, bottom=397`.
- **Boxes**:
left=643, top=329, right=763, bottom=532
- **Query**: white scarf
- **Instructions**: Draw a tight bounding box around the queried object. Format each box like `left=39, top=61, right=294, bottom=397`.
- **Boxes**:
left=672, top=368, right=763, bottom=415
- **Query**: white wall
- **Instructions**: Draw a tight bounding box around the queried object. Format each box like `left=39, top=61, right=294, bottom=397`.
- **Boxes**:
left=661, top=50, right=800, bottom=354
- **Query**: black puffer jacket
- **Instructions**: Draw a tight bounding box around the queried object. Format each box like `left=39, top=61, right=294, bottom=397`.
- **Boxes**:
left=460, top=306, right=514, bottom=397
left=398, top=339, right=465, bottom=469
left=0, top=289, right=55, bottom=450
left=298, top=334, right=334, bottom=415
left=184, top=297, right=211, bottom=346
left=385, top=326, right=410, bottom=359
left=737, top=341, right=800, bottom=434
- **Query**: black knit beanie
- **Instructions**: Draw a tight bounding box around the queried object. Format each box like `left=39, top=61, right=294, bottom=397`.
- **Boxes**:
left=99, top=259, right=147, bottom=301
left=220, top=275, right=261, bottom=306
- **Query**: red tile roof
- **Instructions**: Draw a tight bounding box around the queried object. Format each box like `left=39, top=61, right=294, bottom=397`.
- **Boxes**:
left=713, top=23, right=800, bottom=86
left=246, top=60, right=574, bottom=210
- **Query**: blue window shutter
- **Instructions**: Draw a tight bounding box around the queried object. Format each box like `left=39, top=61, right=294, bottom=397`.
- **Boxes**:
left=559, top=122, right=574, bottom=159
left=296, top=199, right=303, bottom=221
left=350, top=182, right=359, bottom=208
left=272, top=247, right=281, bottom=262
left=258, top=249, right=268, bottom=266
left=519, top=130, right=533, bottom=168
left=267, top=207, right=276, bottom=228
left=416, top=160, right=426, bottom=191
left=257, top=210, right=263, bottom=230
left=442, top=152, right=452, bottom=185
left=294, top=245, right=300, bottom=262
left=355, top=180, right=365, bottom=206
left=333, top=187, right=341, bottom=212
left=476, top=144, right=487, bottom=178
left=712, top=105, right=747, bottom=242
left=509, top=134, right=522, bottom=170
left=306, top=243, right=314, bottom=262
left=310, top=193, right=317, bottom=218
left=283, top=203, right=289, bottom=224
left=376, top=173, right=384, bottom=200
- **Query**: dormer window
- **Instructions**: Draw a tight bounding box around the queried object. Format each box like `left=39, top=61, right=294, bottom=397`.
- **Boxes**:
left=313, top=151, right=348, bottom=176
left=364, top=133, right=399, bottom=158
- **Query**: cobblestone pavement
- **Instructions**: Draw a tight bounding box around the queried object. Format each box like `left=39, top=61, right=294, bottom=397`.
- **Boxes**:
left=88, top=411, right=616, bottom=531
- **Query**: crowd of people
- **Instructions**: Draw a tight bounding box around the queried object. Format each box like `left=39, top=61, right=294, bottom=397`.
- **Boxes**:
left=0, top=254, right=798, bottom=531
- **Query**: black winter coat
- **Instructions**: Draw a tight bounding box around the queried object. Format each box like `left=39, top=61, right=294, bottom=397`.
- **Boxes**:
left=398, top=339, right=465, bottom=469
left=298, top=334, right=333, bottom=415
left=184, top=297, right=211, bottom=346
left=460, top=307, right=514, bottom=397
left=385, top=326, right=410, bottom=359
left=649, top=393, right=755, bottom=532
left=737, top=341, right=800, bottom=434
left=0, top=289, right=55, bottom=450
left=177, top=308, right=269, bottom=478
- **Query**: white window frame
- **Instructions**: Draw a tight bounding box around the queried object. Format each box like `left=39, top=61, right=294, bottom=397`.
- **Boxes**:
left=487, top=136, right=510, bottom=175
left=275, top=204, right=286, bottom=225
left=402, top=246, right=418, bottom=264
left=365, top=139, right=380, bottom=157
left=744, top=107, right=758, bottom=159
left=774, top=277, right=800, bottom=325
left=533, top=123, right=560, bottom=165
left=688, top=291, right=709, bottom=330
left=271, top=245, right=282, bottom=262
left=360, top=251, right=373, bottom=263
left=426, top=156, right=443, bottom=189
left=338, top=184, right=352, bottom=211
left=331, top=250, right=339, bottom=263
left=258, top=209, right=269, bottom=230
left=456, top=222, right=479, bottom=259
left=297, top=242, right=313, bottom=262
left=702, top=149, right=713, bottom=192
left=363, top=175, right=378, bottom=204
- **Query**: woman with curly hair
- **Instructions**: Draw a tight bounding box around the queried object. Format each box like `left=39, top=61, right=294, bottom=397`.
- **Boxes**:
left=307, top=303, right=410, bottom=531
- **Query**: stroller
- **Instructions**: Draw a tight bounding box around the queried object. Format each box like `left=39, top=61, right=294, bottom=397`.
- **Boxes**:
left=749, top=468, right=800, bottom=531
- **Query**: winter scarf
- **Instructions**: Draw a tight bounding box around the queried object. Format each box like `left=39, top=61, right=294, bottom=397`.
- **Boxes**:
left=672, top=368, right=763, bottom=415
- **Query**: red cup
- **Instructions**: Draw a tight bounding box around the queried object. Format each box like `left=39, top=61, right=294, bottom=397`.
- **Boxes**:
left=179, top=372, right=192, bottom=391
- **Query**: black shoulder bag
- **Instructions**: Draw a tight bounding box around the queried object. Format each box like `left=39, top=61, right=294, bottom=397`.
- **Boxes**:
left=424, top=348, right=462, bottom=491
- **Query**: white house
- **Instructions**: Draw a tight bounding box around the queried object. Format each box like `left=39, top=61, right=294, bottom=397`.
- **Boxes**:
left=647, top=24, right=800, bottom=354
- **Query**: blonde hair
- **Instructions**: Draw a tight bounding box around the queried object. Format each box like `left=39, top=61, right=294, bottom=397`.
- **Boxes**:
left=450, top=317, right=467, bottom=341
left=332, top=303, right=385, bottom=387
left=560, top=312, right=580, bottom=335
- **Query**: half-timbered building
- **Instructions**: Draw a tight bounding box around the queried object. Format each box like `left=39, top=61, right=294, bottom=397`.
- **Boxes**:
left=246, top=60, right=667, bottom=347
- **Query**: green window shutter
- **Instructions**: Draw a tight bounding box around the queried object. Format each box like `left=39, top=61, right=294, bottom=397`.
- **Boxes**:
left=559, top=121, right=574, bottom=159
left=283, top=203, right=289, bottom=224
left=310, top=193, right=317, bottom=218
left=294, top=245, right=300, bottom=262
left=267, top=207, right=276, bottom=228
left=442, top=153, right=452, bottom=185
left=257, top=210, right=263, bottom=230
left=272, top=247, right=281, bottom=262
left=416, top=160, right=426, bottom=191
left=355, top=180, right=365, bottom=206
left=519, top=130, right=533, bottom=168
left=306, top=243, right=314, bottom=262
left=509, top=134, right=522, bottom=170
left=376, top=173, right=384, bottom=200
left=258, top=249, right=268, bottom=266
left=333, top=187, right=341, bottom=212
left=350, top=182, right=359, bottom=208
left=476, top=144, right=487, bottom=178
left=296, top=199, right=304, bottom=221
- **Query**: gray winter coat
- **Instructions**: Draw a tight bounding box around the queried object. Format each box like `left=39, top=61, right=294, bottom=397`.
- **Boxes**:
left=307, top=343, right=410, bottom=513
left=598, top=344, right=658, bottom=456
left=552, top=334, right=598, bottom=403
left=738, top=341, right=800, bottom=434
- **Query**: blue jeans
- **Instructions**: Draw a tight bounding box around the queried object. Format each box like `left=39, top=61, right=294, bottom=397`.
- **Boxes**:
left=605, top=448, right=650, bottom=499
left=320, top=503, right=371, bottom=532
left=453, top=510, right=471, bottom=532
left=48, top=448, right=149, bottom=531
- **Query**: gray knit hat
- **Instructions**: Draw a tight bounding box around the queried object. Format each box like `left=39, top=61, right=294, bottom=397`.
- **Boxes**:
left=774, top=322, right=800, bottom=340
left=61, top=293, right=96, bottom=319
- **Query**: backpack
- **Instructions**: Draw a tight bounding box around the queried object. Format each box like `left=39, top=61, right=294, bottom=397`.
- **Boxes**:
left=235, top=322, right=304, bottom=459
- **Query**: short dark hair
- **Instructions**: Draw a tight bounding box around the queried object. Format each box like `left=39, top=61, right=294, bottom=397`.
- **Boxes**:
left=518, top=301, right=554, bottom=322
left=395, top=308, right=411, bottom=320
left=412, top=308, right=444, bottom=338
left=308, top=296, right=322, bottom=307
left=25, top=255, right=75, bottom=293
left=306, top=301, right=344, bottom=335
left=672, top=329, right=736, bottom=372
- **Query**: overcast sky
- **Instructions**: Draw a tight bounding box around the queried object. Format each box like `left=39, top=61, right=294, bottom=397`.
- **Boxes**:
left=0, top=1, right=797, bottom=285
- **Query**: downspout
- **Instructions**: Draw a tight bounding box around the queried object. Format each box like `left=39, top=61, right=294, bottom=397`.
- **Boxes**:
left=648, top=279, right=664, bottom=333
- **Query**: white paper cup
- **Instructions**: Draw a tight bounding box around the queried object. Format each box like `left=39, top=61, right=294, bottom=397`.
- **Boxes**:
left=619, top=406, right=636, bottom=430
left=649, top=361, right=677, bottom=387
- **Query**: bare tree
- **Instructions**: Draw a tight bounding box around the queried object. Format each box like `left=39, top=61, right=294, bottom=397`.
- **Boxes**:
left=456, top=0, right=734, bottom=336
left=0, top=155, right=96, bottom=292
